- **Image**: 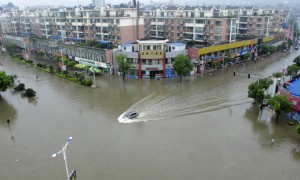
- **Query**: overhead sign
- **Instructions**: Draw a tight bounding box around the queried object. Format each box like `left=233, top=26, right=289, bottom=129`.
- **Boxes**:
left=75, top=57, right=97, bottom=67
left=75, top=57, right=109, bottom=68
left=95, top=62, right=109, bottom=68
left=140, top=50, right=164, bottom=59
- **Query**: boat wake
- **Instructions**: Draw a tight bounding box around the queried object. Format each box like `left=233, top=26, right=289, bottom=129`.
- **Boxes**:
left=118, top=78, right=251, bottom=123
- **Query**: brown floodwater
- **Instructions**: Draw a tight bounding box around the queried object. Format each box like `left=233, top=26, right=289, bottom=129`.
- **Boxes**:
left=1, top=50, right=300, bottom=180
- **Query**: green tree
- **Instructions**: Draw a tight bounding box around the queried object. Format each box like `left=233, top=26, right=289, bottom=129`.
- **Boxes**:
left=293, top=55, right=300, bottom=67
left=0, top=71, right=14, bottom=94
left=247, top=78, right=273, bottom=103
left=258, top=78, right=274, bottom=90
left=269, top=46, right=276, bottom=54
left=37, top=50, right=45, bottom=57
left=173, top=54, right=194, bottom=82
left=279, top=42, right=287, bottom=51
left=49, top=65, right=54, bottom=73
left=56, top=67, right=62, bottom=73
left=244, top=52, right=252, bottom=60
left=67, top=61, right=76, bottom=70
left=14, top=83, right=25, bottom=92
left=272, top=72, right=284, bottom=78
left=268, top=95, right=292, bottom=124
left=23, top=88, right=36, bottom=98
left=4, top=43, right=18, bottom=52
left=116, top=54, right=131, bottom=81
left=224, top=57, right=232, bottom=64
left=260, top=45, right=269, bottom=55
left=287, top=64, right=299, bottom=79
left=248, top=83, right=264, bottom=103
left=296, top=124, right=300, bottom=134
left=287, top=38, right=293, bottom=48
left=63, top=70, right=69, bottom=77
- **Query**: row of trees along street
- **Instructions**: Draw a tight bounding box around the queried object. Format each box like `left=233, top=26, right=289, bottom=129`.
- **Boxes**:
left=248, top=55, right=300, bottom=131
left=2, top=42, right=94, bottom=87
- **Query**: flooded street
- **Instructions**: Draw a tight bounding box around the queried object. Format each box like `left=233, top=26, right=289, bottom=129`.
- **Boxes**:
left=1, top=50, right=300, bottom=180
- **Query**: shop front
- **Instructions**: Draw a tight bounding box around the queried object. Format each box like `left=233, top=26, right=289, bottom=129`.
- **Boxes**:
left=75, top=57, right=111, bottom=75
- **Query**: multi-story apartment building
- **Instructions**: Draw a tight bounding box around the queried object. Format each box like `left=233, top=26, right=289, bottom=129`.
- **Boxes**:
left=0, top=3, right=290, bottom=46
left=238, top=15, right=271, bottom=36
left=0, top=14, right=12, bottom=34
left=5, top=4, right=144, bottom=44
left=115, top=39, right=187, bottom=78
left=263, top=8, right=290, bottom=34
left=143, top=5, right=237, bottom=45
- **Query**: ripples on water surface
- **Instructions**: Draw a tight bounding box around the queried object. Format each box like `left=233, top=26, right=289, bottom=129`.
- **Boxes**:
left=119, top=73, right=253, bottom=123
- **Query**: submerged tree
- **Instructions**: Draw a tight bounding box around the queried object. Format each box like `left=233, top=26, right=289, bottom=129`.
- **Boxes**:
left=0, top=71, right=14, bottom=96
left=116, top=54, right=131, bottom=81
left=268, top=95, right=292, bottom=124
left=173, top=54, right=193, bottom=83
left=287, top=64, right=299, bottom=79
left=14, top=83, right=25, bottom=92
left=23, top=88, right=36, bottom=98
left=248, top=77, right=273, bottom=103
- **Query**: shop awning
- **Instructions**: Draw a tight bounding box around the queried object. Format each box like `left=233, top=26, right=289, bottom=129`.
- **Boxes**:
left=89, top=67, right=102, bottom=73
left=75, top=63, right=88, bottom=69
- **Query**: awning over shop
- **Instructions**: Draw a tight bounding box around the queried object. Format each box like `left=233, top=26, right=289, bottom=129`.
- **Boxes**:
left=238, top=48, right=256, bottom=56
left=75, top=63, right=88, bottom=69
left=89, top=67, right=102, bottom=73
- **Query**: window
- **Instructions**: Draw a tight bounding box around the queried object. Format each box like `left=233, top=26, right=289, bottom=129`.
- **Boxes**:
left=195, top=34, right=204, bottom=40
left=257, top=18, right=262, bottom=22
left=195, top=19, right=204, bottom=24
left=200, top=12, right=204, bottom=17
left=195, top=27, right=204, bottom=33
left=157, top=25, right=164, bottom=30
left=215, top=21, right=222, bottom=26
left=256, top=24, right=262, bottom=28
left=239, top=17, right=247, bottom=22
left=214, top=36, right=221, bottom=40
left=214, top=28, right=222, bottom=33
left=184, top=19, right=193, bottom=23
left=148, top=60, right=152, bottom=65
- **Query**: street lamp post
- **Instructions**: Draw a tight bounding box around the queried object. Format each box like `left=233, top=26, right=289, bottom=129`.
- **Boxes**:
left=52, top=137, right=73, bottom=180
left=60, top=49, right=66, bottom=71
left=91, top=69, right=96, bottom=88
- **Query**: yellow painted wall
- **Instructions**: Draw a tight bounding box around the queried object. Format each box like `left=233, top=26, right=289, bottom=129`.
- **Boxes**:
left=198, top=35, right=277, bottom=56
